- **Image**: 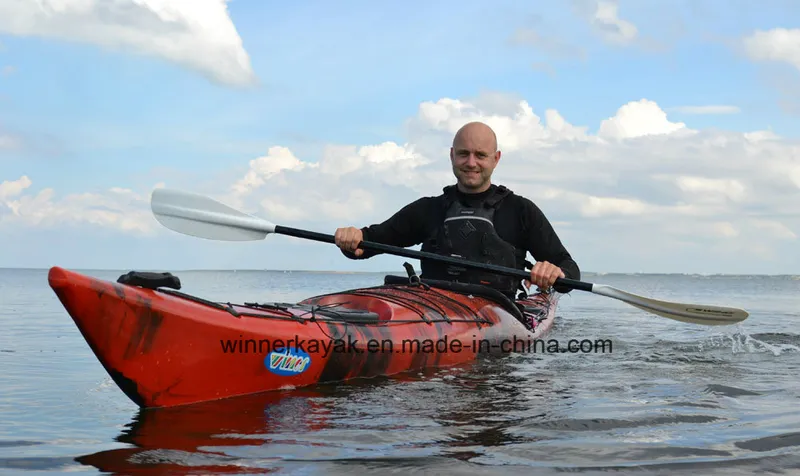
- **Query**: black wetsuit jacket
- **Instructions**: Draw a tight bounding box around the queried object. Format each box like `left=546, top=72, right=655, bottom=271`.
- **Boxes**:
left=340, top=184, right=580, bottom=298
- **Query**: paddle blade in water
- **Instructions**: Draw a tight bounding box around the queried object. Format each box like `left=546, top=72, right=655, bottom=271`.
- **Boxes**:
left=591, top=285, right=749, bottom=325
left=150, top=188, right=275, bottom=241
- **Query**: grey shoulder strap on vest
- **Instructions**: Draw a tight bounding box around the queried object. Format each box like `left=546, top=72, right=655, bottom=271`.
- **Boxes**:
left=484, top=185, right=513, bottom=207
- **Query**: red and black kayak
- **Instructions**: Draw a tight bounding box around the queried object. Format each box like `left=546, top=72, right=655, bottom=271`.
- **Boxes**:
left=48, top=265, right=559, bottom=408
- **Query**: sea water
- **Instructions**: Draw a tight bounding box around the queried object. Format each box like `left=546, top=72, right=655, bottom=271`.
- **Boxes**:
left=1, top=268, right=799, bottom=475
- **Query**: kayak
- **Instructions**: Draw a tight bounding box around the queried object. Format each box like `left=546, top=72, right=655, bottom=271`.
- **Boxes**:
left=49, top=266, right=558, bottom=408
left=48, top=265, right=559, bottom=408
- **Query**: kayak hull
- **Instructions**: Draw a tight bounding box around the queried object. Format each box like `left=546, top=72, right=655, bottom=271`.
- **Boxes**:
left=48, top=266, right=559, bottom=408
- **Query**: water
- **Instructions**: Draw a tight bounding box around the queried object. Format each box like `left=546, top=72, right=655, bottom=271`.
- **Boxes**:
left=1, top=268, right=799, bottom=474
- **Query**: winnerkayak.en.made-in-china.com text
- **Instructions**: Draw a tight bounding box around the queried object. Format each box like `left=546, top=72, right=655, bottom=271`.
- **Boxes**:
left=219, top=335, right=613, bottom=356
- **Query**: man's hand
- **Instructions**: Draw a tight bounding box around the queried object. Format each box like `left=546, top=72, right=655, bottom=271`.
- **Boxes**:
left=525, top=261, right=565, bottom=290
left=334, top=227, right=364, bottom=256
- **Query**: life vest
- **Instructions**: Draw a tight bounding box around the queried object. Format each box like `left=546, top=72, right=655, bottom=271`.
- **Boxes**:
left=420, top=185, right=529, bottom=297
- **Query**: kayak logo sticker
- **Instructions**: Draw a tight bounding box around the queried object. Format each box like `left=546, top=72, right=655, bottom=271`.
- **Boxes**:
left=265, top=347, right=311, bottom=376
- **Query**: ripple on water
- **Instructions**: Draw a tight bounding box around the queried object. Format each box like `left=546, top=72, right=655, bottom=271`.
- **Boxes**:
left=3, top=270, right=800, bottom=474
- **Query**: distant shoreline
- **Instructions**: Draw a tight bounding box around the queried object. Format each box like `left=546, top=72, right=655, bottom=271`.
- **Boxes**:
left=1, top=268, right=797, bottom=277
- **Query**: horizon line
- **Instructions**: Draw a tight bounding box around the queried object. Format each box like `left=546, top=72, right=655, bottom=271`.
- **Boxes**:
left=2, top=267, right=798, bottom=277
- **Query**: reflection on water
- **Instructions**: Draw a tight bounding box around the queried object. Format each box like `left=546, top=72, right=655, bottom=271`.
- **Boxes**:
left=72, top=344, right=800, bottom=475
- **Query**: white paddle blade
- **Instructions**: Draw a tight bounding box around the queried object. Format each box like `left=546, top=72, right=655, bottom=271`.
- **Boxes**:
left=591, top=285, right=749, bottom=326
left=150, top=188, right=275, bottom=241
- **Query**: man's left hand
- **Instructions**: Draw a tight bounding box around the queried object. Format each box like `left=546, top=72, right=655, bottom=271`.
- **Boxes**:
left=525, top=261, right=565, bottom=290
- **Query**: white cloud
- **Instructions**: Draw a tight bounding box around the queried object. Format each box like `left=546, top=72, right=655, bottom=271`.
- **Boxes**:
left=674, top=176, right=747, bottom=203
left=671, top=105, right=741, bottom=115
left=713, top=222, right=739, bottom=238
left=5, top=93, right=800, bottom=273
left=568, top=0, right=638, bottom=46
left=751, top=219, right=797, bottom=240
left=0, top=0, right=255, bottom=87
left=414, top=96, right=590, bottom=151
left=0, top=175, right=32, bottom=200
left=231, top=146, right=312, bottom=196
left=580, top=196, right=650, bottom=217
left=224, top=141, right=432, bottom=225
left=318, top=142, right=428, bottom=177
left=744, top=130, right=780, bottom=142
left=743, top=28, right=800, bottom=71
left=591, top=0, right=638, bottom=45
left=0, top=133, right=20, bottom=150
left=1, top=177, right=156, bottom=233
left=597, top=99, right=688, bottom=140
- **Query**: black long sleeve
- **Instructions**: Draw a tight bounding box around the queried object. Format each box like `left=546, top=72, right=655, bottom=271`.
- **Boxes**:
left=339, top=197, right=438, bottom=260
left=520, top=199, right=580, bottom=293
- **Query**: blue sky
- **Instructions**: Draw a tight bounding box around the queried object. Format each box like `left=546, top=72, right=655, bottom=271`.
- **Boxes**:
left=1, top=0, right=799, bottom=274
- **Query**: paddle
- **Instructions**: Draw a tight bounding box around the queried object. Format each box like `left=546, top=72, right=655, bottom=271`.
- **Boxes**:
left=149, top=188, right=749, bottom=326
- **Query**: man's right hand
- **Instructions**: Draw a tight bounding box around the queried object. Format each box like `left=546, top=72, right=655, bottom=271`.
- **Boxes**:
left=334, top=227, right=364, bottom=256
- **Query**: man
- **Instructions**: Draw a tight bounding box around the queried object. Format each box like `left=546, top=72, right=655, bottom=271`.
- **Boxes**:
left=334, top=121, right=580, bottom=299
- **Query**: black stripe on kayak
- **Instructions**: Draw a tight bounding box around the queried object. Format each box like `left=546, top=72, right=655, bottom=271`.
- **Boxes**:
left=357, top=324, right=393, bottom=378
left=316, top=321, right=393, bottom=383
left=124, top=295, right=164, bottom=360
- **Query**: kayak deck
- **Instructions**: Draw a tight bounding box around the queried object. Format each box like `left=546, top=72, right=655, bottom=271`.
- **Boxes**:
left=48, top=266, right=559, bottom=408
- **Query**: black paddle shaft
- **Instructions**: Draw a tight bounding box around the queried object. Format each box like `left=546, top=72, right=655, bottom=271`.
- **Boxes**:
left=273, top=225, right=592, bottom=292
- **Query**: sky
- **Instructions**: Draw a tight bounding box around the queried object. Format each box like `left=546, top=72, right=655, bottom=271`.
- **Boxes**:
left=1, top=0, right=800, bottom=275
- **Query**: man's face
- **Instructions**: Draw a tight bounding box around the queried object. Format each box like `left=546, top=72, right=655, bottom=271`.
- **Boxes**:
left=450, top=130, right=500, bottom=193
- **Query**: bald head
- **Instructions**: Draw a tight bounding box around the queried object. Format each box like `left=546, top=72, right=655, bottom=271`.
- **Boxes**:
left=450, top=121, right=501, bottom=193
left=453, top=121, right=498, bottom=151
